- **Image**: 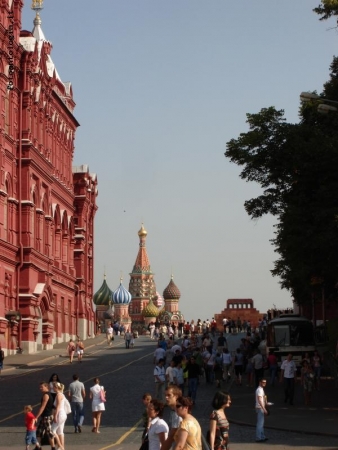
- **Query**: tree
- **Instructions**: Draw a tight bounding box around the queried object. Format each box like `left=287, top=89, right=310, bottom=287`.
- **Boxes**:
left=313, top=1, right=338, bottom=24
left=225, top=57, right=338, bottom=308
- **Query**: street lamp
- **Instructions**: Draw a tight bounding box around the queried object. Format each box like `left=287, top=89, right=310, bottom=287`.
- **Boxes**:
left=300, top=92, right=338, bottom=114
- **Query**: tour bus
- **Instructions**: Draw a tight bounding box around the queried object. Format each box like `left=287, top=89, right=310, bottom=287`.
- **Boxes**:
left=266, top=315, right=316, bottom=367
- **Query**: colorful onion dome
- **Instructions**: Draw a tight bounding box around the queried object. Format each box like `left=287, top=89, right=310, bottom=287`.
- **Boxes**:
left=93, top=275, right=113, bottom=306
left=138, top=223, right=148, bottom=237
left=113, top=279, right=132, bottom=304
left=163, top=275, right=181, bottom=300
left=142, top=299, right=160, bottom=317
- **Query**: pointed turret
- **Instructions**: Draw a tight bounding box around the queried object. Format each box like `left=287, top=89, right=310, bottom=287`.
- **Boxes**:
left=132, top=224, right=151, bottom=274
left=129, top=224, right=157, bottom=325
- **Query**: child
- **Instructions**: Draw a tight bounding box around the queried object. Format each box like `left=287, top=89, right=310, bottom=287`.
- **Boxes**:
left=24, top=405, right=38, bottom=450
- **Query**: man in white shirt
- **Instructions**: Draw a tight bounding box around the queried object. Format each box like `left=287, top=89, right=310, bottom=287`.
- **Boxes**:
left=154, top=358, right=166, bottom=402
left=106, top=324, right=113, bottom=346
left=165, top=360, right=175, bottom=386
left=154, top=344, right=166, bottom=364
left=280, top=353, right=297, bottom=405
left=255, top=378, right=268, bottom=442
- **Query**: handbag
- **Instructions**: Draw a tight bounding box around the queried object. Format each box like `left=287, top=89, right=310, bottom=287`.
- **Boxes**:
left=64, top=397, right=72, bottom=414
left=100, top=387, right=106, bottom=403
left=139, top=432, right=149, bottom=450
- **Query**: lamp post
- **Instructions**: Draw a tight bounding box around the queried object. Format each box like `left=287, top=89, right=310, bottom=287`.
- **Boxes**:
left=300, top=92, right=338, bottom=113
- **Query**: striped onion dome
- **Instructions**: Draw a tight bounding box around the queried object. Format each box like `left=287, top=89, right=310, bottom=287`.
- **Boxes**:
left=93, top=275, right=113, bottom=306
left=113, top=279, right=132, bottom=305
left=163, top=275, right=181, bottom=300
left=142, top=299, right=159, bottom=317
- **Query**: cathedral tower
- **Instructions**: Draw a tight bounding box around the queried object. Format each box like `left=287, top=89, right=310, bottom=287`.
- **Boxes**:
left=129, top=224, right=157, bottom=324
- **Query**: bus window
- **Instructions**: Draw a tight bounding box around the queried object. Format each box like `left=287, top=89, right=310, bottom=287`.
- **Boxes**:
left=274, top=325, right=290, bottom=346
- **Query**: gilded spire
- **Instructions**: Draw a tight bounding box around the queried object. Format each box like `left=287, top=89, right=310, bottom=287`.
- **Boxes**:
left=31, top=0, right=44, bottom=12
left=138, top=223, right=148, bottom=237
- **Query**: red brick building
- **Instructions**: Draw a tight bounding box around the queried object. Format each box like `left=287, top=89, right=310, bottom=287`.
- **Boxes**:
left=0, top=1, right=97, bottom=353
left=214, top=299, right=264, bottom=330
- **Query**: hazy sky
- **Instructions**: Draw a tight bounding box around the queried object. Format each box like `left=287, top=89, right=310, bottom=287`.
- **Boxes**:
left=22, top=1, right=337, bottom=321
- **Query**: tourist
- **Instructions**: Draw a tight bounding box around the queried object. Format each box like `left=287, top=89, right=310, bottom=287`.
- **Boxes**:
left=185, top=356, right=200, bottom=404
left=174, top=396, right=202, bottom=450
left=267, top=350, right=278, bottom=386
left=301, top=360, right=315, bottom=406
left=35, top=382, right=58, bottom=450
left=147, top=399, right=169, bottom=450
left=221, top=349, right=232, bottom=383
left=76, top=338, right=84, bottom=362
left=106, top=323, right=114, bottom=346
left=67, top=339, right=76, bottom=363
left=255, top=378, right=268, bottom=442
left=162, top=386, right=182, bottom=450
left=48, top=373, right=61, bottom=402
left=208, top=391, right=231, bottom=450
left=154, top=358, right=166, bottom=402
left=141, top=393, right=152, bottom=445
left=217, top=333, right=227, bottom=352
left=124, top=329, right=132, bottom=349
left=154, top=343, right=166, bottom=364
left=68, top=373, right=86, bottom=433
left=280, top=353, right=297, bottom=405
left=23, top=405, right=37, bottom=450
left=234, top=348, right=244, bottom=386
left=214, top=353, right=224, bottom=388
left=90, top=377, right=106, bottom=433
left=51, top=382, right=68, bottom=450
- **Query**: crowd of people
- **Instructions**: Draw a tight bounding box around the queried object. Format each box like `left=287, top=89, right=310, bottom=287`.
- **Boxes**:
left=19, top=317, right=327, bottom=450
left=23, top=373, right=106, bottom=450
left=146, top=318, right=325, bottom=449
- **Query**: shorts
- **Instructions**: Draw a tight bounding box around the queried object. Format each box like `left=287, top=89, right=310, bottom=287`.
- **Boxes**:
left=25, top=430, right=37, bottom=445
left=36, top=415, right=54, bottom=439
left=77, top=349, right=84, bottom=355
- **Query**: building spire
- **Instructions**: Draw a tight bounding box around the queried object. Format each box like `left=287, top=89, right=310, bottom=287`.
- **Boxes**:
left=133, top=224, right=151, bottom=273
left=31, top=0, right=46, bottom=43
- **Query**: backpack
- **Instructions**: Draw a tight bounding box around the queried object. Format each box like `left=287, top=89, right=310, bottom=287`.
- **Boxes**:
left=78, top=342, right=84, bottom=350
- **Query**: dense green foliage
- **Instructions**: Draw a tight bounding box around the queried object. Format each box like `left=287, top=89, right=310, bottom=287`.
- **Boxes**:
left=225, top=57, right=338, bottom=307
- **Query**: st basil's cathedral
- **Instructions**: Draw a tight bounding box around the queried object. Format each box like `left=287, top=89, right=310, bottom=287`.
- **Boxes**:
left=93, top=224, right=184, bottom=331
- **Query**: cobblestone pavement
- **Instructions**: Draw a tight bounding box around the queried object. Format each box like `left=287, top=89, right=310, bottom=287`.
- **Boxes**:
left=0, top=333, right=337, bottom=449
